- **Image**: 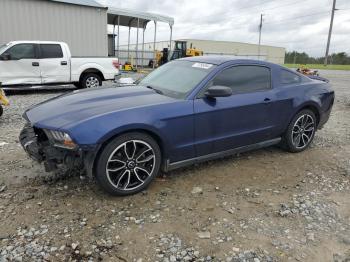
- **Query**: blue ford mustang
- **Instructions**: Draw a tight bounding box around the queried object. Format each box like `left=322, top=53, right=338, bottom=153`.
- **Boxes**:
left=20, top=56, right=334, bottom=195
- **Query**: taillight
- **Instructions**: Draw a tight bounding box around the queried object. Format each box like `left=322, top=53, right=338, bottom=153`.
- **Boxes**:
left=112, top=60, right=119, bottom=70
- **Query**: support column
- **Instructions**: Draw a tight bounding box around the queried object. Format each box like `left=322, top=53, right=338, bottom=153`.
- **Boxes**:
left=142, top=25, right=146, bottom=68
left=153, top=21, right=157, bottom=69
left=127, top=26, right=131, bottom=62
left=169, top=24, right=173, bottom=61
left=117, top=15, right=120, bottom=58
left=136, top=18, right=140, bottom=70
left=112, top=24, right=116, bottom=56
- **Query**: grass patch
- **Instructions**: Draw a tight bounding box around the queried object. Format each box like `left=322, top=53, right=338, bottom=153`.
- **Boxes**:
left=284, top=64, right=350, bottom=70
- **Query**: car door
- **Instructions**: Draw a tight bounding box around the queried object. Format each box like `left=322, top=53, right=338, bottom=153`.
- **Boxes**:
left=0, top=43, right=41, bottom=85
left=39, top=44, right=70, bottom=84
left=194, top=65, right=276, bottom=157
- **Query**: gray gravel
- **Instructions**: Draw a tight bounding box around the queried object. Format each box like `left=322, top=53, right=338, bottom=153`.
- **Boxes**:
left=0, top=70, right=350, bottom=261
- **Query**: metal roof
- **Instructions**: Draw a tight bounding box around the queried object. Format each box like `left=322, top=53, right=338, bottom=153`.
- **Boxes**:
left=107, top=7, right=174, bottom=28
left=46, top=0, right=105, bottom=8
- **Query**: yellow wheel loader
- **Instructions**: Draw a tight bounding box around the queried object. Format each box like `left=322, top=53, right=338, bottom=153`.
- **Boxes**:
left=0, top=84, right=10, bottom=117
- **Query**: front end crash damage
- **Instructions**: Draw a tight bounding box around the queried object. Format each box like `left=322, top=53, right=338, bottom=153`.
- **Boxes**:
left=19, top=123, right=98, bottom=175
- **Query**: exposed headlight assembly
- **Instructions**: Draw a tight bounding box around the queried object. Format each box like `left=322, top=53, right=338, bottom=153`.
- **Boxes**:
left=45, top=130, right=77, bottom=149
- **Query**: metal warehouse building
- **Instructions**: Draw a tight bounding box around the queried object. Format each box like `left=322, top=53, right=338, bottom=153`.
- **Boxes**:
left=0, top=0, right=108, bottom=56
left=0, top=0, right=174, bottom=57
left=122, top=39, right=286, bottom=64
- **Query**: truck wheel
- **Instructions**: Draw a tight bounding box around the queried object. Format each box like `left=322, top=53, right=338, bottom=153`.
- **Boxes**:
left=282, top=109, right=316, bottom=153
left=81, top=73, right=102, bottom=89
left=94, top=132, right=161, bottom=196
left=73, top=83, right=82, bottom=89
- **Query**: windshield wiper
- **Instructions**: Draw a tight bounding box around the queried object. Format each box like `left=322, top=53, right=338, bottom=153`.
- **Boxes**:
left=146, top=85, right=163, bottom=95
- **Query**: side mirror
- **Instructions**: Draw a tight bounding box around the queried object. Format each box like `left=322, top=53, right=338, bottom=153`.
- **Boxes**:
left=115, top=77, right=135, bottom=86
left=0, top=53, right=11, bottom=61
left=204, top=85, right=232, bottom=98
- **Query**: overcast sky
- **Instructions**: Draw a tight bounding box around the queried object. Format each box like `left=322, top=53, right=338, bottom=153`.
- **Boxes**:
left=98, top=0, right=350, bottom=57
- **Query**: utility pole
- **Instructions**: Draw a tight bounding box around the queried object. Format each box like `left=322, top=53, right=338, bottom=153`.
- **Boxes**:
left=324, top=0, right=337, bottom=66
left=258, top=14, right=264, bottom=60
left=293, top=51, right=297, bottom=65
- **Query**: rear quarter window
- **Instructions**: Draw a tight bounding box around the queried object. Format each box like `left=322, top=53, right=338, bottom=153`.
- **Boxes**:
left=280, top=70, right=301, bottom=85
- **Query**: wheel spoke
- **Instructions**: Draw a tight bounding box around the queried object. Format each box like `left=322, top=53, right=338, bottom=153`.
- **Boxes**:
left=294, top=134, right=301, bottom=147
left=301, top=115, right=307, bottom=126
left=133, top=169, right=145, bottom=183
left=136, top=154, right=154, bottom=163
left=109, top=159, right=126, bottom=164
left=304, top=126, right=314, bottom=132
left=135, top=167, right=151, bottom=177
left=123, top=171, right=131, bottom=189
left=301, top=134, right=307, bottom=146
left=107, top=165, right=125, bottom=172
left=116, top=170, right=130, bottom=188
left=124, top=141, right=137, bottom=160
left=302, top=133, right=310, bottom=142
left=136, top=148, right=152, bottom=161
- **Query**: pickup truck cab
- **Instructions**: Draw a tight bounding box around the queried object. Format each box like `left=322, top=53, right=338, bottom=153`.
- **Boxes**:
left=0, top=41, right=119, bottom=89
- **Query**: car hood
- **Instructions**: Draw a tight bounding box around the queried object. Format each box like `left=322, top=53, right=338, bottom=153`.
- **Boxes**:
left=24, top=86, right=177, bottom=129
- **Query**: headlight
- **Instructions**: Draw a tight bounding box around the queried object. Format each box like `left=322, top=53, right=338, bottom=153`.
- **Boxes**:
left=45, top=130, right=77, bottom=149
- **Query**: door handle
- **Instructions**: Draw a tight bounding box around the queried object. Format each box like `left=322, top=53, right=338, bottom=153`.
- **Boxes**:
left=32, top=62, right=39, bottom=67
left=263, top=98, right=272, bottom=103
left=61, top=61, right=67, bottom=66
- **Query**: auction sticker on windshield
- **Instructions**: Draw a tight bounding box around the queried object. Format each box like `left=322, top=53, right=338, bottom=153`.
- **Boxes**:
left=192, top=63, right=213, bottom=69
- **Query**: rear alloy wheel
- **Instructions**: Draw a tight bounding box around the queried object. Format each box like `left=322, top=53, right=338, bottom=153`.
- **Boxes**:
left=283, top=109, right=316, bottom=152
left=81, top=73, right=102, bottom=89
left=95, top=133, right=161, bottom=196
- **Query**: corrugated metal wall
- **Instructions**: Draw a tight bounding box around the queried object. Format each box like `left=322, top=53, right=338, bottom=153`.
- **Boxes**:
left=121, top=39, right=286, bottom=64
left=0, top=0, right=108, bottom=56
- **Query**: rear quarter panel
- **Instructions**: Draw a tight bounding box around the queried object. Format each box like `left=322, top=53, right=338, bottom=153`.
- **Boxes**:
left=70, top=58, right=119, bottom=81
left=271, top=66, right=334, bottom=135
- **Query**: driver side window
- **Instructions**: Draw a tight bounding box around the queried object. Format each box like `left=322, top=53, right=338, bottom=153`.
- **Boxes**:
left=5, top=44, right=36, bottom=60
left=209, top=65, right=271, bottom=94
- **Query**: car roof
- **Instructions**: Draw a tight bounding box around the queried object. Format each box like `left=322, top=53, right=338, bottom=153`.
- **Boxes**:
left=178, top=55, right=277, bottom=67
left=8, top=41, right=67, bottom=45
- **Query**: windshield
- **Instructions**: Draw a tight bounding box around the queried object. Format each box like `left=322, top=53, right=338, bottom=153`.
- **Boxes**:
left=0, top=43, right=10, bottom=55
left=139, top=60, right=216, bottom=99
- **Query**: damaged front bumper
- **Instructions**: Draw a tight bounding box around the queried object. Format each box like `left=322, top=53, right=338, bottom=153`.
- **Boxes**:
left=19, top=123, right=98, bottom=175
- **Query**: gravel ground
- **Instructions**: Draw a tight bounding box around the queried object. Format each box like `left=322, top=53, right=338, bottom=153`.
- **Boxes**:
left=0, top=70, right=349, bottom=262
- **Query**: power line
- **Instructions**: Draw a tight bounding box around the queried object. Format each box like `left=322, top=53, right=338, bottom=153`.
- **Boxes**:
left=233, top=0, right=282, bottom=11
left=264, top=0, right=307, bottom=13
left=228, top=0, right=311, bottom=22
left=264, top=10, right=330, bottom=25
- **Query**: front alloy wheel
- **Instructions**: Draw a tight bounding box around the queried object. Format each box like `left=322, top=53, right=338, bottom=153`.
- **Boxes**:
left=95, top=133, right=161, bottom=196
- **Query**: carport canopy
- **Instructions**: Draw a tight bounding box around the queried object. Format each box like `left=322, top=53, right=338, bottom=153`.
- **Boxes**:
left=107, top=7, right=174, bottom=68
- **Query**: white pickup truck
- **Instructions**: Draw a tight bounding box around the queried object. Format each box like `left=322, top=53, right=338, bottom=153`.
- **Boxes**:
left=0, top=41, right=119, bottom=89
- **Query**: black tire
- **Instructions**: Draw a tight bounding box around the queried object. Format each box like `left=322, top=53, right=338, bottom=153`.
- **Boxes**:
left=73, top=82, right=82, bottom=89
left=94, top=132, right=161, bottom=196
left=0, top=105, right=3, bottom=117
left=282, top=109, right=317, bottom=153
left=80, top=73, right=102, bottom=89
